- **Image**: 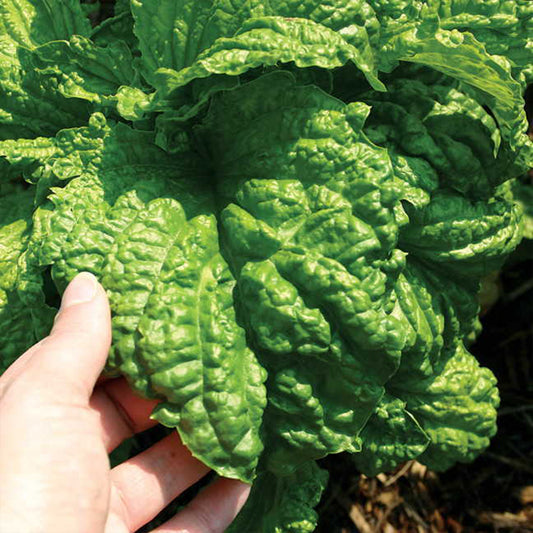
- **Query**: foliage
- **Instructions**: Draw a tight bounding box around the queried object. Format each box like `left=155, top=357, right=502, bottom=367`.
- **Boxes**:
left=0, top=1, right=531, bottom=531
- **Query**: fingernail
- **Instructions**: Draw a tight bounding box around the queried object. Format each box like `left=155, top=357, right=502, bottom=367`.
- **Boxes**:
left=61, top=272, right=98, bottom=310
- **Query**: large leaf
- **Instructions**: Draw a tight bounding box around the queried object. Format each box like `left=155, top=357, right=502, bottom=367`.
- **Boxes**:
left=390, top=344, right=500, bottom=471
left=0, top=43, right=90, bottom=140
left=30, top=35, right=139, bottom=111
left=400, top=188, right=523, bottom=278
left=362, top=73, right=528, bottom=196
left=154, top=16, right=384, bottom=107
left=353, top=394, right=429, bottom=476
left=24, top=120, right=266, bottom=482
left=199, top=72, right=404, bottom=471
left=91, top=3, right=137, bottom=50
left=130, top=0, right=225, bottom=78
left=389, top=27, right=531, bottom=164
left=436, top=0, right=533, bottom=86
left=0, top=3, right=529, bottom=528
left=131, top=0, right=382, bottom=83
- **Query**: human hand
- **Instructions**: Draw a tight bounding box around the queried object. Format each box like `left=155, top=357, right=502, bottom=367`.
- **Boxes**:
left=0, top=273, right=250, bottom=533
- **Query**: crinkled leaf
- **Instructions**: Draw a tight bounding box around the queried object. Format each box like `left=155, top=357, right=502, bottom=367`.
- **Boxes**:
left=0, top=183, right=54, bottom=372
left=154, top=16, right=384, bottom=106
left=91, top=9, right=137, bottom=51
left=0, top=113, right=109, bottom=184
left=130, top=0, right=225, bottom=79
left=389, top=27, right=531, bottom=164
left=363, top=74, right=527, bottom=197
left=198, top=72, right=403, bottom=471
left=391, top=344, right=499, bottom=471
left=436, top=0, right=533, bottom=86
left=26, top=120, right=266, bottom=482
left=31, top=35, right=138, bottom=110
left=132, top=0, right=382, bottom=83
left=0, top=42, right=91, bottom=140
left=353, top=394, right=429, bottom=476
left=0, top=0, right=90, bottom=47
left=512, top=176, right=533, bottom=240
left=390, top=258, right=479, bottom=386
left=227, top=461, right=328, bottom=533
left=0, top=2, right=530, bottom=526
left=400, top=189, right=523, bottom=278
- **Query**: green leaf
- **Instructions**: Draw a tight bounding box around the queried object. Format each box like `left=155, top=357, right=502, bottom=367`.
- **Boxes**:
left=512, top=176, right=533, bottom=240
left=227, top=461, right=328, bottom=533
left=353, top=394, right=429, bottom=476
left=198, top=72, right=405, bottom=471
left=390, top=27, right=532, bottom=164
left=131, top=0, right=224, bottom=78
left=0, top=0, right=90, bottom=48
left=0, top=113, right=109, bottom=183
left=391, top=344, right=499, bottom=471
left=154, top=16, right=384, bottom=106
left=1, top=2, right=529, bottom=523
left=31, top=35, right=138, bottom=110
left=130, top=1, right=384, bottom=124
left=436, top=0, right=533, bottom=86
left=131, top=0, right=382, bottom=83
left=91, top=9, right=137, bottom=51
left=363, top=73, right=528, bottom=197
left=0, top=183, right=54, bottom=372
left=400, top=189, right=523, bottom=278
left=390, top=258, right=479, bottom=386
left=0, top=43, right=91, bottom=140
left=27, top=120, right=266, bottom=482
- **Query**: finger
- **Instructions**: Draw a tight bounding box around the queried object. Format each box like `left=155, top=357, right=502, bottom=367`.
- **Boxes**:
left=152, top=478, right=251, bottom=533
left=22, top=272, right=112, bottom=402
left=89, top=377, right=160, bottom=452
left=106, top=432, right=210, bottom=532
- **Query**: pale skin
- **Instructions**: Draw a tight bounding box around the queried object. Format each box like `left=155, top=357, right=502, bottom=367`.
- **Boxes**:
left=0, top=273, right=250, bottom=533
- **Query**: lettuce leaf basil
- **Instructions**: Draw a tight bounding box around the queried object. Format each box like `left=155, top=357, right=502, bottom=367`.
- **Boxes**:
left=0, top=0, right=531, bottom=531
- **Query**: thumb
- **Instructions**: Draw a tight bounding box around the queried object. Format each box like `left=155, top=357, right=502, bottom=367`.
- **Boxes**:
left=26, top=272, right=112, bottom=401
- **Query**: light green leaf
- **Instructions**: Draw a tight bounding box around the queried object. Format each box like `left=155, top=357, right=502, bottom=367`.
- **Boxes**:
left=436, top=0, right=533, bottom=86
left=400, top=189, right=523, bottom=278
left=0, top=0, right=90, bottom=48
left=31, top=35, right=138, bottom=109
left=154, top=16, right=384, bottom=106
left=362, top=73, right=528, bottom=197
left=132, top=0, right=382, bottom=83
left=0, top=44, right=90, bottom=140
left=1, top=2, right=529, bottom=522
left=198, top=72, right=404, bottom=471
left=353, top=394, right=429, bottom=476
left=0, top=113, right=109, bottom=183
left=512, top=176, right=533, bottom=240
left=391, top=27, right=531, bottom=164
left=131, top=0, right=223, bottom=78
left=27, top=120, right=266, bottom=482
left=0, top=183, right=54, bottom=372
left=391, top=344, right=499, bottom=471
left=390, top=258, right=479, bottom=386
